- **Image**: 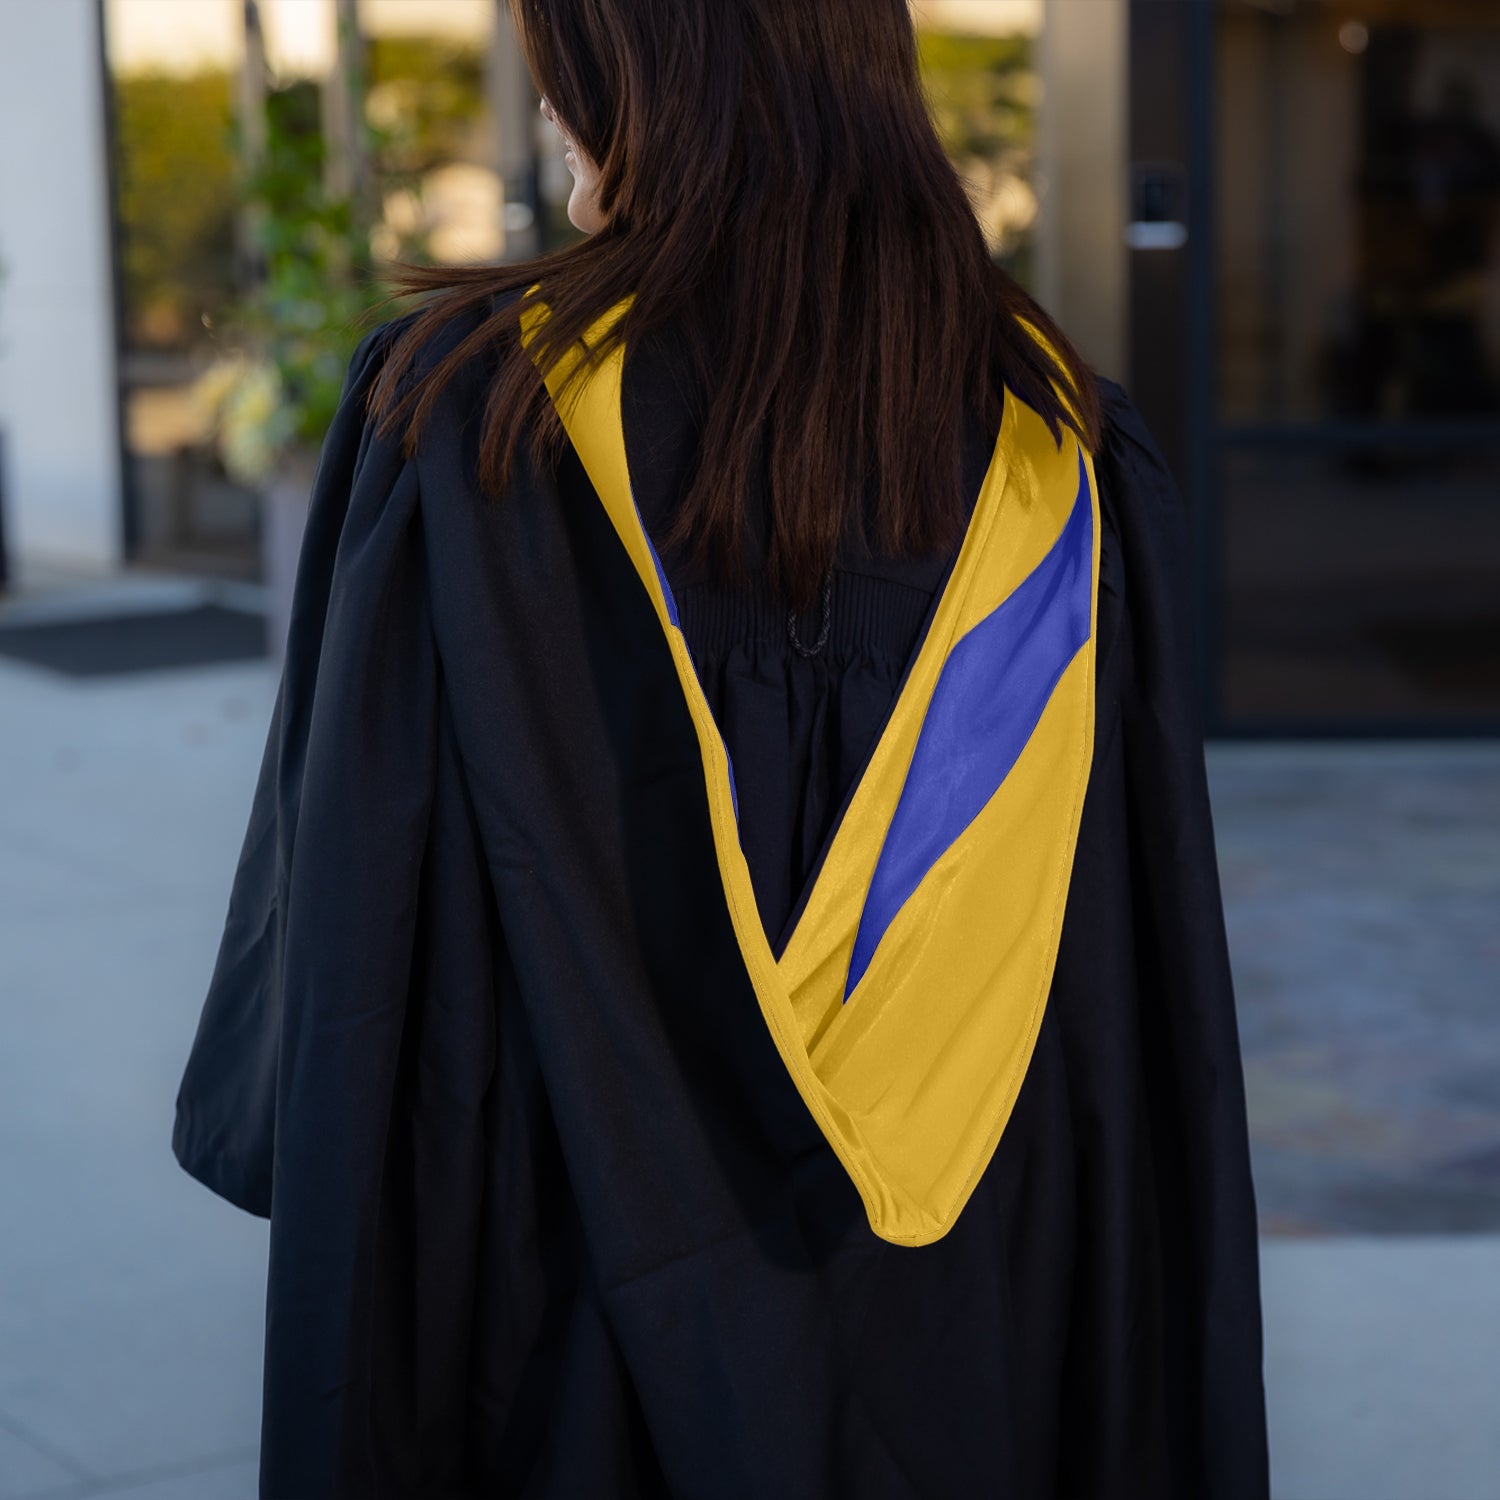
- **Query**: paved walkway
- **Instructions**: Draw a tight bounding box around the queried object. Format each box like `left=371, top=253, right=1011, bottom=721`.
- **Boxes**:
left=1209, top=742, right=1500, bottom=1235
left=1, top=602, right=1497, bottom=1497
left=0, top=651, right=270, bottom=1498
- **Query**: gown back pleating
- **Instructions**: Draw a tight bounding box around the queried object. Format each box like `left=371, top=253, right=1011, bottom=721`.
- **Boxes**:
left=171, top=299, right=1270, bottom=1500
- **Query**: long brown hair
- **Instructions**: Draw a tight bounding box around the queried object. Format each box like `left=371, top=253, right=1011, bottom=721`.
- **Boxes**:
left=365, top=0, right=1102, bottom=612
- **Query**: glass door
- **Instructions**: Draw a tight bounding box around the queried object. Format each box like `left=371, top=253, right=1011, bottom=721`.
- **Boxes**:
left=1213, top=0, right=1500, bottom=731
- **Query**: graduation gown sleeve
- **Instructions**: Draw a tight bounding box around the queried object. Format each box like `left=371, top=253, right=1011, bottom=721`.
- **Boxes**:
left=1073, top=375, right=1269, bottom=1496
left=172, top=310, right=515, bottom=1493
left=169, top=317, right=421, bottom=1217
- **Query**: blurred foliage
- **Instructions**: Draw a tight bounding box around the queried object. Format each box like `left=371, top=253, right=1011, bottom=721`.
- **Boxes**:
left=112, top=36, right=485, bottom=359
left=916, top=27, right=1038, bottom=283
left=126, top=27, right=500, bottom=481
left=112, top=70, right=238, bottom=349
left=201, top=56, right=431, bottom=484
left=225, top=77, right=380, bottom=469
left=917, top=30, right=1034, bottom=159
left=366, top=36, right=487, bottom=178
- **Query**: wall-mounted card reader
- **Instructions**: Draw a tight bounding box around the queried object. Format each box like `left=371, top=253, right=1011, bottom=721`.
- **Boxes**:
left=1127, top=162, right=1189, bottom=250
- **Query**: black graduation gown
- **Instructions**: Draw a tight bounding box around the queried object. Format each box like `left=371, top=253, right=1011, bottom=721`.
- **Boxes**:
left=171, top=304, right=1269, bottom=1500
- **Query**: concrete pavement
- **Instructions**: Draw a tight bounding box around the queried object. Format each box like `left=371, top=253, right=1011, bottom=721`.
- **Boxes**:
left=1, top=607, right=1497, bottom=1498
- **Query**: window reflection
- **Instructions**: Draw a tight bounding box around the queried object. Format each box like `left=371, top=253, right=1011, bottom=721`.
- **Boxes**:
left=103, top=0, right=501, bottom=577
left=911, top=0, right=1043, bottom=281
left=1215, top=0, right=1500, bottom=729
left=1341, top=49, right=1500, bottom=419
left=1217, top=1, right=1500, bottom=424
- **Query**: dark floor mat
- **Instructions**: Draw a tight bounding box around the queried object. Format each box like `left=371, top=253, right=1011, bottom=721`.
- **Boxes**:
left=0, top=603, right=268, bottom=678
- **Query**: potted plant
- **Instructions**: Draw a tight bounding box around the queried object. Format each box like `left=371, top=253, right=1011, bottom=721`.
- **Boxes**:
left=193, top=67, right=428, bottom=660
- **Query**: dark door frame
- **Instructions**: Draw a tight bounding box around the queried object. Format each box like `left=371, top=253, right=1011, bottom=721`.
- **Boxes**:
left=95, top=0, right=140, bottom=563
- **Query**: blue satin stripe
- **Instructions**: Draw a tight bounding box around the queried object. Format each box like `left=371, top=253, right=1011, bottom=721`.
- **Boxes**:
left=651, top=545, right=680, bottom=628
left=843, top=448, right=1094, bottom=1001
left=630, top=486, right=684, bottom=627
left=725, top=751, right=740, bottom=822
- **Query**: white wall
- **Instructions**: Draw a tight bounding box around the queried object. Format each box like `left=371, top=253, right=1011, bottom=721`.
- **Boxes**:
left=0, top=0, right=124, bottom=579
left=1037, top=0, right=1128, bottom=382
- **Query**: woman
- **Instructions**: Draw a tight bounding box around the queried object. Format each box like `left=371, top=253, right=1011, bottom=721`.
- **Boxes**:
left=172, top=1, right=1269, bottom=1495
